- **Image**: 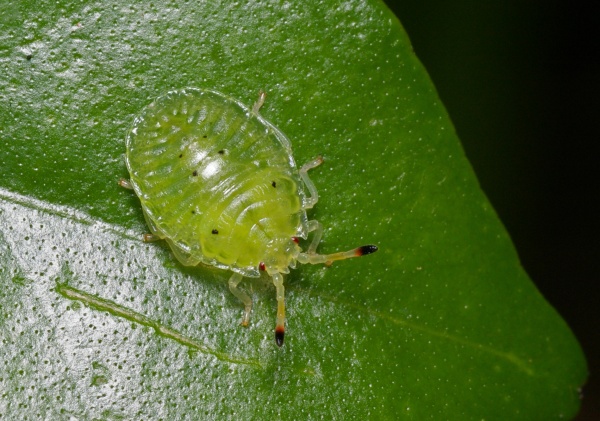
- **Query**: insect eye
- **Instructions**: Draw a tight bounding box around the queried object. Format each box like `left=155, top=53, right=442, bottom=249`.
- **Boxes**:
left=259, top=262, right=266, bottom=271
left=291, top=237, right=300, bottom=244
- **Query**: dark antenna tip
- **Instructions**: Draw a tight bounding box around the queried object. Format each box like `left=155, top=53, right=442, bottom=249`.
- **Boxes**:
left=275, top=328, right=285, bottom=347
left=358, top=245, right=378, bottom=256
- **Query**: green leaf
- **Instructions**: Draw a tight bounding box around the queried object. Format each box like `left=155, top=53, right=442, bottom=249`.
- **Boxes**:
left=0, top=0, right=586, bottom=419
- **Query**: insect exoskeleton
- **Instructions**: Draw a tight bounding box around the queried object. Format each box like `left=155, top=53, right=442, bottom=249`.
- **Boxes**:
left=120, top=88, right=377, bottom=346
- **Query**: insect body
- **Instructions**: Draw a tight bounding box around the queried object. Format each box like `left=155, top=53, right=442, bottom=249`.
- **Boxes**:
left=120, top=88, right=377, bottom=346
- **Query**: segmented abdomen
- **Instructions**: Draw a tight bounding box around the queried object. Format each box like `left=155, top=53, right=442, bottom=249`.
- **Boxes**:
left=126, top=89, right=305, bottom=273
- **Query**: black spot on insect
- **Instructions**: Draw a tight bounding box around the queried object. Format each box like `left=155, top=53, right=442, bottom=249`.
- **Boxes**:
left=192, top=170, right=198, bottom=176
left=271, top=181, right=277, bottom=188
left=218, top=149, right=225, bottom=155
left=211, top=229, right=219, bottom=235
left=191, top=210, right=196, bottom=214
left=26, top=54, right=33, bottom=61
left=203, top=135, right=208, bottom=138
left=179, top=153, right=183, bottom=158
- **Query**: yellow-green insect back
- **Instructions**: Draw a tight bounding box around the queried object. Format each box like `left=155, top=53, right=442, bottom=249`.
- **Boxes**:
left=120, top=88, right=377, bottom=346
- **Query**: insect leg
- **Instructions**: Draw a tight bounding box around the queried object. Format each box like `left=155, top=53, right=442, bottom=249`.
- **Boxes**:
left=118, top=179, right=133, bottom=189
left=299, top=156, right=324, bottom=209
left=306, top=219, right=323, bottom=255
left=271, top=272, right=286, bottom=346
left=119, top=180, right=162, bottom=243
left=139, top=210, right=167, bottom=244
left=228, top=272, right=252, bottom=327
left=251, top=90, right=267, bottom=115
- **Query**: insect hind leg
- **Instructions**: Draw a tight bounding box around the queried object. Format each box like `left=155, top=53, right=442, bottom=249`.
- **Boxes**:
left=118, top=178, right=133, bottom=189
left=300, top=156, right=324, bottom=209
left=119, top=179, right=162, bottom=243
left=228, top=272, right=252, bottom=327
left=251, top=91, right=267, bottom=115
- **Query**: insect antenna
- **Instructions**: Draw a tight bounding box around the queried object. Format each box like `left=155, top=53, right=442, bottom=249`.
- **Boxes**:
left=297, top=245, right=378, bottom=266
left=271, top=272, right=286, bottom=346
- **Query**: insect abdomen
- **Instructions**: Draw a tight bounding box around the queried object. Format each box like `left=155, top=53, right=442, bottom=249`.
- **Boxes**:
left=126, top=89, right=304, bottom=273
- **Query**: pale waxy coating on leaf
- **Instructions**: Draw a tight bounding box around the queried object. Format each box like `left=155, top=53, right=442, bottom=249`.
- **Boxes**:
left=122, top=88, right=377, bottom=346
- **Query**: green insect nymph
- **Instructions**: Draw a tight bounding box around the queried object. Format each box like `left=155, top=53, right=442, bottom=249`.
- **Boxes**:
left=119, top=88, right=377, bottom=346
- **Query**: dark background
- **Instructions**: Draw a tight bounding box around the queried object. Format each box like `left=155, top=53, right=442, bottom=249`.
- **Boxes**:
left=383, top=1, right=598, bottom=419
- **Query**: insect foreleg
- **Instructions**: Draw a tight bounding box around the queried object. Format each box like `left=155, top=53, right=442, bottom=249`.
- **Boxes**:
left=299, top=156, right=324, bottom=209
left=228, top=272, right=252, bottom=327
left=306, top=219, right=324, bottom=255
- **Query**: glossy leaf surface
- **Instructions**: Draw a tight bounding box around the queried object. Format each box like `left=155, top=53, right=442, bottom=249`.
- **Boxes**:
left=0, top=1, right=586, bottom=419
